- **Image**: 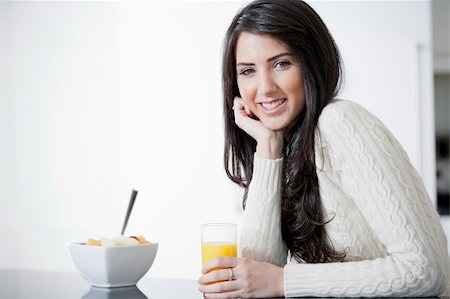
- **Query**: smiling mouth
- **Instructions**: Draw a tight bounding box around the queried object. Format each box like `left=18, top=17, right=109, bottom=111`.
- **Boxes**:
left=260, top=98, right=286, bottom=111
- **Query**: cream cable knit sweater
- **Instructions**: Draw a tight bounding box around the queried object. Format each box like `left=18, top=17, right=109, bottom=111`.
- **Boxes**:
left=239, top=100, right=450, bottom=297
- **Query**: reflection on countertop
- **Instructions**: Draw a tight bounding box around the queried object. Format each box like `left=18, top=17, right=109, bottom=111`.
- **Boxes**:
left=82, top=286, right=147, bottom=299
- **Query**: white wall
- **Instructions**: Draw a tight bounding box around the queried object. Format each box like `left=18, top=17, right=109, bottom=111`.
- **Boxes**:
left=0, top=1, right=246, bottom=279
left=1, top=0, right=446, bottom=280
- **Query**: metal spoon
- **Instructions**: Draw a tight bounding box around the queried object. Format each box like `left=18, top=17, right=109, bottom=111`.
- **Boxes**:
left=121, top=189, right=138, bottom=235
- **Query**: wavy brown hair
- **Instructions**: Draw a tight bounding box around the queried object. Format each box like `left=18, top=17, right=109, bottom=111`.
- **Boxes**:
left=223, top=0, right=345, bottom=263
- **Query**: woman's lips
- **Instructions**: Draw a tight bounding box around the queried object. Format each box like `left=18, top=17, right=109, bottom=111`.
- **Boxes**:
left=259, top=98, right=287, bottom=114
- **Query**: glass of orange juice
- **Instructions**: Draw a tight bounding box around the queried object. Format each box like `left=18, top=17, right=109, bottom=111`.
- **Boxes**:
left=201, top=223, right=237, bottom=265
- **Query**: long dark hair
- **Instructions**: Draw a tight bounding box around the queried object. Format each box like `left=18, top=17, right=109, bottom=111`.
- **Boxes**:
left=223, top=0, right=345, bottom=263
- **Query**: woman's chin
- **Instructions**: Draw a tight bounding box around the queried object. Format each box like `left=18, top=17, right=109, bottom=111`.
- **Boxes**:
left=260, top=120, right=288, bottom=132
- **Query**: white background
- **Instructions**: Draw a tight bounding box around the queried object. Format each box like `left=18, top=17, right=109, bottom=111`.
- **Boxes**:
left=0, top=1, right=448, bottom=280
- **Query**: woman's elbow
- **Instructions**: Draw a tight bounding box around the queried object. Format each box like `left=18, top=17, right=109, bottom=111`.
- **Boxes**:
left=409, top=265, right=447, bottom=296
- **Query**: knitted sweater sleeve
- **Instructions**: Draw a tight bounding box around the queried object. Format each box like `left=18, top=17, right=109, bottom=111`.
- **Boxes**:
left=284, top=101, right=449, bottom=297
left=239, top=153, right=288, bottom=267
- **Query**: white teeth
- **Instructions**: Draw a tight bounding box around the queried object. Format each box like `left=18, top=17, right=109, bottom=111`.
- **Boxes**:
left=261, top=98, right=286, bottom=110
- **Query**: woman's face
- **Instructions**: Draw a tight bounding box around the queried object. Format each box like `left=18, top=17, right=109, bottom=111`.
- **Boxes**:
left=235, top=32, right=305, bottom=131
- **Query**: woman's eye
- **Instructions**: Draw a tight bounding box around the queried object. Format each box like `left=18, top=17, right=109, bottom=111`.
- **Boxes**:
left=239, top=68, right=255, bottom=76
left=275, top=60, right=291, bottom=69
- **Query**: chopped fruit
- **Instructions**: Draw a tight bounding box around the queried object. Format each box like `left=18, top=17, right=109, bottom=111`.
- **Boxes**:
left=85, top=235, right=150, bottom=246
left=86, top=238, right=101, bottom=246
left=130, top=235, right=150, bottom=244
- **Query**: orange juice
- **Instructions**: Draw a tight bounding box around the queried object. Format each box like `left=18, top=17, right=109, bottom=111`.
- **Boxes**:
left=201, top=242, right=237, bottom=265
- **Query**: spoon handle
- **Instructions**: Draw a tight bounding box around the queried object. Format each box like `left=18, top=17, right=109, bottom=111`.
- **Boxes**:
left=121, top=189, right=138, bottom=235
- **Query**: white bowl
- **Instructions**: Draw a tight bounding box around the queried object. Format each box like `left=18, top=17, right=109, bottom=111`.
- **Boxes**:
left=69, top=242, right=158, bottom=288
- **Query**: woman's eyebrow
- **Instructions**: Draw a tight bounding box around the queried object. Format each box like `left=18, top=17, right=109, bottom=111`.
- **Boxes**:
left=267, top=52, right=292, bottom=62
left=236, top=52, right=293, bottom=67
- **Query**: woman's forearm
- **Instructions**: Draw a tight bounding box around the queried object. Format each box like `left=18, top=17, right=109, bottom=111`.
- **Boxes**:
left=239, top=154, right=287, bottom=267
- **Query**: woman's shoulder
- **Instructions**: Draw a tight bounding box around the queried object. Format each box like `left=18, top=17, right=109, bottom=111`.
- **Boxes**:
left=316, top=99, right=402, bottom=155
left=316, top=99, right=396, bottom=148
left=318, top=99, right=385, bottom=132
left=319, top=99, right=373, bottom=123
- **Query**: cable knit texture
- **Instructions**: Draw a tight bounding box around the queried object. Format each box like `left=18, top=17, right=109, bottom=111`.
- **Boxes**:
left=239, top=100, right=450, bottom=297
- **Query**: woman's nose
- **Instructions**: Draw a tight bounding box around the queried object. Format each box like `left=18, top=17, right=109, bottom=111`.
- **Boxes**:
left=257, top=72, right=278, bottom=98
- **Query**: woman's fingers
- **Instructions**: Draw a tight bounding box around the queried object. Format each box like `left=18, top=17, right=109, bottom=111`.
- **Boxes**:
left=201, top=256, right=238, bottom=274
left=198, top=269, right=243, bottom=299
left=198, top=258, right=284, bottom=298
left=198, top=267, right=233, bottom=285
left=244, top=104, right=253, bottom=117
left=233, top=97, right=246, bottom=116
left=204, top=292, right=241, bottom=299
left=204, top=288, right=242, bottom=299
left=233, top=97, right=266, bottom=139
left=199, top=279, right=242, bottom=299
left=234, top=96, right=253, bottom=117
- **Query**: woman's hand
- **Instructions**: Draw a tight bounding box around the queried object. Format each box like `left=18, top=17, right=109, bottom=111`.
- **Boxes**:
left=233, top=97, right=284, bottom=159
left=198, top=256, right=284, bottom=299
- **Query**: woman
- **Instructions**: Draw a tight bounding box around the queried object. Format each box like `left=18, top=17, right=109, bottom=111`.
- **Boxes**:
left=198, top=0, right=450, bottom=297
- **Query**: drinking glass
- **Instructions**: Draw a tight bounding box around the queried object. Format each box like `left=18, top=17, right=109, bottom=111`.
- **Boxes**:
left=201, top=223, right=237, bottom=265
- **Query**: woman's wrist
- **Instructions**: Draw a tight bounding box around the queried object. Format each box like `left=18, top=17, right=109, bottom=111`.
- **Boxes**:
left=256, top=133, right=284, bottom=159
left=274, top=265, right=285, bottom=297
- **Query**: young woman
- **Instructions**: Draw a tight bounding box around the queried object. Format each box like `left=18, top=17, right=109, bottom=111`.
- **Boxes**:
left=198, top=0, right=450, bottom=297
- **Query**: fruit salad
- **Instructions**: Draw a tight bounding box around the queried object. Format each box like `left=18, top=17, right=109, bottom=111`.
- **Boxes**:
left=86, top=235, right=150, bottom=246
